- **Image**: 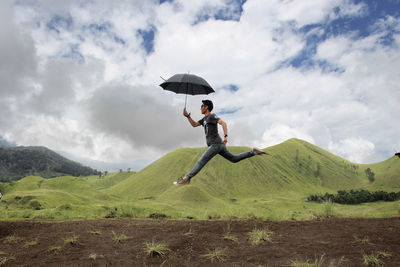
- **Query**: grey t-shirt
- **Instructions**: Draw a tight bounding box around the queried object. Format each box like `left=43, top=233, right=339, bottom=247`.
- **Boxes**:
left=198, top=113, right=222, bottom=146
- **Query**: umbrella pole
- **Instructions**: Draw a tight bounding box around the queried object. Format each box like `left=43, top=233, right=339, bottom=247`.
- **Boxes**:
left=184, top=83, right=189, bottom=109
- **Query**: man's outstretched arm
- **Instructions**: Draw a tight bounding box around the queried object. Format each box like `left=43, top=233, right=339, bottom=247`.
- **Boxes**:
left=183, top=108, right=200, bottom=127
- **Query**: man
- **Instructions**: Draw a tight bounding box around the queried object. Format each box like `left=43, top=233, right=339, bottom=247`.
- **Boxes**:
left=174, top=100, right=268, bottom=185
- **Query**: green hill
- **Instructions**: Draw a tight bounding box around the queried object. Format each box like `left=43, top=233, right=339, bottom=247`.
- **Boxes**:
left=1, top=138, right=399, bottom=220
left=107, top=138, right=397, bottom=199
left=87, top=171, right=134, bottom=190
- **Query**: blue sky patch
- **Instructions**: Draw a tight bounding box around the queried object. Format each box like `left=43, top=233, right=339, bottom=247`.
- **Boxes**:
left=328, top=0, right=400, bottom=39
left=280, top=0, right=400, bottom=71
left=114, top=35, right=126, bottom=45
left=223, top=84, right=239, bottom=92
left=85, top=22, right=126, bottom=47
left=88, top=22, right=112, bottom=35
left=215, top=0, right=247, bottom=21
left=137, top=27, right=156, bottom=54
left=46, top=15, right=73, bottom=34
left=218, top=107, right=241, bottom=115
left=62, top=44, right=85, bottom=64
left=158, top=0, right=173, bottom=4
left=194, top=0, right=247, bottom=24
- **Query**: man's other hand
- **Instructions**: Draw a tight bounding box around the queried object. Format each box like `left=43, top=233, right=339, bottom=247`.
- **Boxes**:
left=223, top=136, right=228, bottom=145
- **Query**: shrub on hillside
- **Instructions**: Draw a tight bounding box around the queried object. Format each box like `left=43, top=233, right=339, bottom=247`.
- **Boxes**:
left=28, top=200, right=42, bottom=210
left=307, top=189, right=400, bottom=204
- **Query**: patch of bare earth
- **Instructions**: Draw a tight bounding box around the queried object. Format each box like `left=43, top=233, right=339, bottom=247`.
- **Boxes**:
left=0, top=217, right=399, bottom=266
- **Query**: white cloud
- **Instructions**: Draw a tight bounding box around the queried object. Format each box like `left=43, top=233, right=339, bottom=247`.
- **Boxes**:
left=314, top=17, right=400, bottom=162
left=260, top=123, right=315, bottom=148
left=0, top=1, right=37, bottom=99
left=329, top=137, right=375, bottom=163
left=1, top=0, right=399, bottom=171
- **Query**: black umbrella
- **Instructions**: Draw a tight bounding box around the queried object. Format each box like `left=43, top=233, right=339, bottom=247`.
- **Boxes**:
left=160, top=73, right=215, bottom=108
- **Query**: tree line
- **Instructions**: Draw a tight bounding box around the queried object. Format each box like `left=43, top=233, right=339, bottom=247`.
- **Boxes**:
left=307, top=189, right=400, bottom=204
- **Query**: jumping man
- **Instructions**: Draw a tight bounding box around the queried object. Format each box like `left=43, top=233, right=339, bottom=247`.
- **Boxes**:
left=174, top=100, right=268, bottom=185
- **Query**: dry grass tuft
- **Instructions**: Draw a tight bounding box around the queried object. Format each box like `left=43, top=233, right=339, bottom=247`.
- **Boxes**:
left=144, top=241, right=170, bottom=257
left=202, top=248, right=227, bottom=263
left=249, top=228, right=273, bottom=245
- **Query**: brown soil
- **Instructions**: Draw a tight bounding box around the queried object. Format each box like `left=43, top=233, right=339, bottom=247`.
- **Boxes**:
left=0, top=217, right=399, bottom=266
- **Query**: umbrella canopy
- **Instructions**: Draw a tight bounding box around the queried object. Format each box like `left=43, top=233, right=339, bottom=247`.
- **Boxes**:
left=160, top=73, right=214, bottom=95
left=160, top=73, right=215, bottom=108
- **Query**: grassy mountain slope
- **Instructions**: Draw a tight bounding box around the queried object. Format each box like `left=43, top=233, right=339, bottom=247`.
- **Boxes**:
left=1, top=138, right=399, bottom=220
left=95, top=138, right=399, bottom=219
left=361, top=156, right=400, bottom=189
left=107, top=138, right=383, bottom=200
left=87, top=172, right=134, bottom=190
left=0, top=176, right=115, bottom=220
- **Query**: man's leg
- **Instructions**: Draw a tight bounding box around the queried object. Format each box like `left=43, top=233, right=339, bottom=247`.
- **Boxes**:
left=175, top=144, right=221, bottom=185
left=219, top=145, right=255, bottom=163
left=185, top=144, right=221, bottom=180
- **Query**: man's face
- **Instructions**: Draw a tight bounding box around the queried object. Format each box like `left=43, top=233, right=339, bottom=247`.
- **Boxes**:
left=201, top=104, right=207, bottom=114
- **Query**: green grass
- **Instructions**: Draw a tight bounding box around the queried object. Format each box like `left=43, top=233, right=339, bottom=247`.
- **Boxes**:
left=89, top=230, right=102, bottom=235
left=321, top=199, right=335, bottom=218
left=0, top=138, right=399, bottom=220
left=184, top=228, right=194, bottom=236
left=88, top=172, right=133, bottom=190
left=3, top=234, right=21, bottom=244
left=249, top=228, right=273, bottom=245
left=223, top=232, right=238, bottom=242
left=112, top=231, right=127, bottom=243
left=144, top=241, right=170, bottom=257
left=353, top=235, right=370, bottom=244
left=47, top=246, right=63, bottom=253
left=286, top=259, right=323, bottom=267
left=64, top=234, right=79, bottom=245
left=24, top=239, right=38, bottom=248
left=0, top=256, right=15, bottom=265
left=362, top=251, right=391, bottom=266
left=222, top=223, right=238, bottom=242
left=202, top=248, right=226, bottom=263
left=285, top=254, right=346, bottom=267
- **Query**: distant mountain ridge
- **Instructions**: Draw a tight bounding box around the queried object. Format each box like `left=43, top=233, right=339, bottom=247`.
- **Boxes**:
left=0, top=146, right=99, bottom=182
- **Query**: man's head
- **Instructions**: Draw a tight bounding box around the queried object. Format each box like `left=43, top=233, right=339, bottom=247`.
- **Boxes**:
left=201, top=100, right=213, bottom=113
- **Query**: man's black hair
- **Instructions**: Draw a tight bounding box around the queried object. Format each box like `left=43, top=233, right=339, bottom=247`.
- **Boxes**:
left=202, top=100, right=213, bottom=112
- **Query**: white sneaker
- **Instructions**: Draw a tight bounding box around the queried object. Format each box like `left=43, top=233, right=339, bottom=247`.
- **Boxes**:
left=173, top=178, right=190, bottom=185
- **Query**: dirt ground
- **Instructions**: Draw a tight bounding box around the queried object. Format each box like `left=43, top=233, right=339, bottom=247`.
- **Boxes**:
left=0, top=217, right=399, bottom=266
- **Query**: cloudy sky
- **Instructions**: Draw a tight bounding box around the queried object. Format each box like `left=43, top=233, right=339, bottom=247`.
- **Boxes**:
left=1, top=0, right=399, bottom=171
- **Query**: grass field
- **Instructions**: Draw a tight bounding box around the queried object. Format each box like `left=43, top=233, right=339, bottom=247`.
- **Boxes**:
left=1, top=138, right=399, bottom=220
